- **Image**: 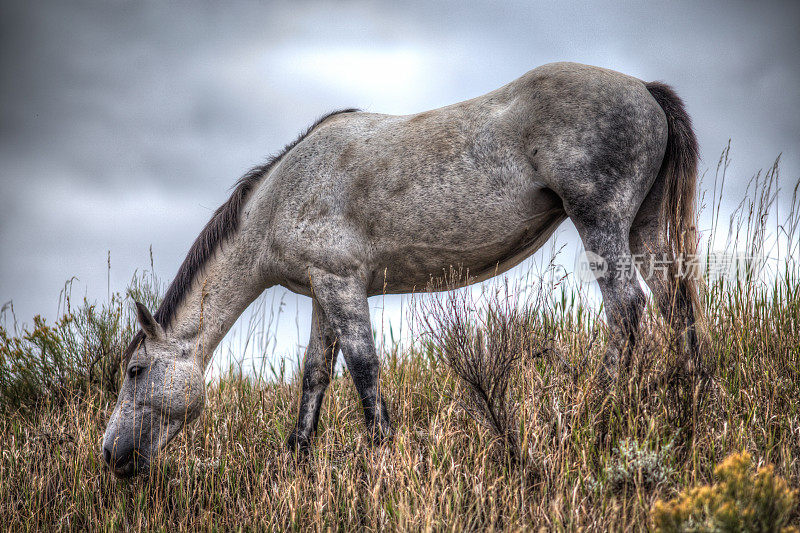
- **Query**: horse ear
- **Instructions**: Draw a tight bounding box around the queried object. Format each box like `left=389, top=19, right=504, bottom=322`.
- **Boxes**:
left=135, top=301, right=163, bottom=339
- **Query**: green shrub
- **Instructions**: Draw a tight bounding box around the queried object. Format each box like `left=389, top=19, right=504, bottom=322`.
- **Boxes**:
left=0, top=269, right=162, bottom=413
left=652, top=452, right=799, bottom=532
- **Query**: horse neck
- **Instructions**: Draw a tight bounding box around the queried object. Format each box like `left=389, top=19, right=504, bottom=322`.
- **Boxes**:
left=167, top=231, right=266, bottom=368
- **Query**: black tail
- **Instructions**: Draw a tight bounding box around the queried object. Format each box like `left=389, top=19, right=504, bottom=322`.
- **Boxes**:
left=646, top=81, right=707, bottom=359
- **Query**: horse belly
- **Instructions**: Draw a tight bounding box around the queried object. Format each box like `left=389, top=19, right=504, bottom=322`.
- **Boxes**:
left=368, top=186, right=565, bottom=294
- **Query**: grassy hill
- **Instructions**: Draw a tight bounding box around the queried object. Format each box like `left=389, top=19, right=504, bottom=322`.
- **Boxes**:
left=1, top=157, right=798, bottom=531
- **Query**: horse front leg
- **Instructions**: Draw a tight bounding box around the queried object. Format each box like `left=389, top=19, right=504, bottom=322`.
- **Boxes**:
left=308, top=269, right=394, bottom=446
left=287, top=301, right=340, bottom=452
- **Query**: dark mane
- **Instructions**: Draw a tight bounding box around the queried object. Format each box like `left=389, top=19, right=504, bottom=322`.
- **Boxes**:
left=124, top=108, right=359, bottom=362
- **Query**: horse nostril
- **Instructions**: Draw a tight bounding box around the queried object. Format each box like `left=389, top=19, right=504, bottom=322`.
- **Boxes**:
left=103, top=444, right=139, bottom=476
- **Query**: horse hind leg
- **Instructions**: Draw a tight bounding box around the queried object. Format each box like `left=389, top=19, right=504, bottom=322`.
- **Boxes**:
left=629, top=178, right=702, bottom=376
left=559, top=162, right=655, bottom=382
left=573, top=213, right=647, bottom=384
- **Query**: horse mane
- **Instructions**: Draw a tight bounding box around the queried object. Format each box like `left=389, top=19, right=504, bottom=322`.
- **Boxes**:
left=123, top=108, right=359, bottom=362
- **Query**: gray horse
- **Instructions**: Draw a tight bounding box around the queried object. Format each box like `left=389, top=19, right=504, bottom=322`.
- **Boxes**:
left=102, top=62, right=702, bottom=477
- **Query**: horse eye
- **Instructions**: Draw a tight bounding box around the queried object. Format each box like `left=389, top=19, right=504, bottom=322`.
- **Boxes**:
left=128, top=365, right=145, bottom=379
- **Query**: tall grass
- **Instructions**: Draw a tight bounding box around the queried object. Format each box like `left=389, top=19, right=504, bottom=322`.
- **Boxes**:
left=0, top=154, right=798, bottom=531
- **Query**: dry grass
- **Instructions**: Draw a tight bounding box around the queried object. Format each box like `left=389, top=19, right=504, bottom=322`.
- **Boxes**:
left=1, top=155, right=798, bottom=531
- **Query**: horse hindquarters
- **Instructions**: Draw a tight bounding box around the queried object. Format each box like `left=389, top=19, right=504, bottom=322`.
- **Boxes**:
left=548, top=85, right=670, bottom=383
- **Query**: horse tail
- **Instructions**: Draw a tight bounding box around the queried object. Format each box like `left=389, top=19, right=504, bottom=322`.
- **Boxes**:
left=645, top=81, right=708, bottom=358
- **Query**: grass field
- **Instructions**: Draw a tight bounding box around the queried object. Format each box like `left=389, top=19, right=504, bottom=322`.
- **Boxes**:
left=1, top=154, right=798, bottom=531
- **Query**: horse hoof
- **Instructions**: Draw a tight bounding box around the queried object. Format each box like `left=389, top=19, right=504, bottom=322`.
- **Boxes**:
left=368, top=423, right=395, bottom=447
left=286, top=430, right=312, bottom=454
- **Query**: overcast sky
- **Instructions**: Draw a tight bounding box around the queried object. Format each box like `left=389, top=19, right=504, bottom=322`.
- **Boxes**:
left=1, top=0, right=798, bottom=370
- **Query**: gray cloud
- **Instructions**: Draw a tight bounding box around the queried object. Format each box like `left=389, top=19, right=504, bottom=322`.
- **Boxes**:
left=1, top=0, right=798, bottom=362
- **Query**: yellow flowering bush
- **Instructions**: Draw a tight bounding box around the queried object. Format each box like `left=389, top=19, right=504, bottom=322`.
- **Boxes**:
left=652, top=452, right=798, bottom=532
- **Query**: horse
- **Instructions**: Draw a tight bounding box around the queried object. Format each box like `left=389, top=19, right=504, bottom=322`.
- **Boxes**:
left=102, top=62, right=703, bottom=477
